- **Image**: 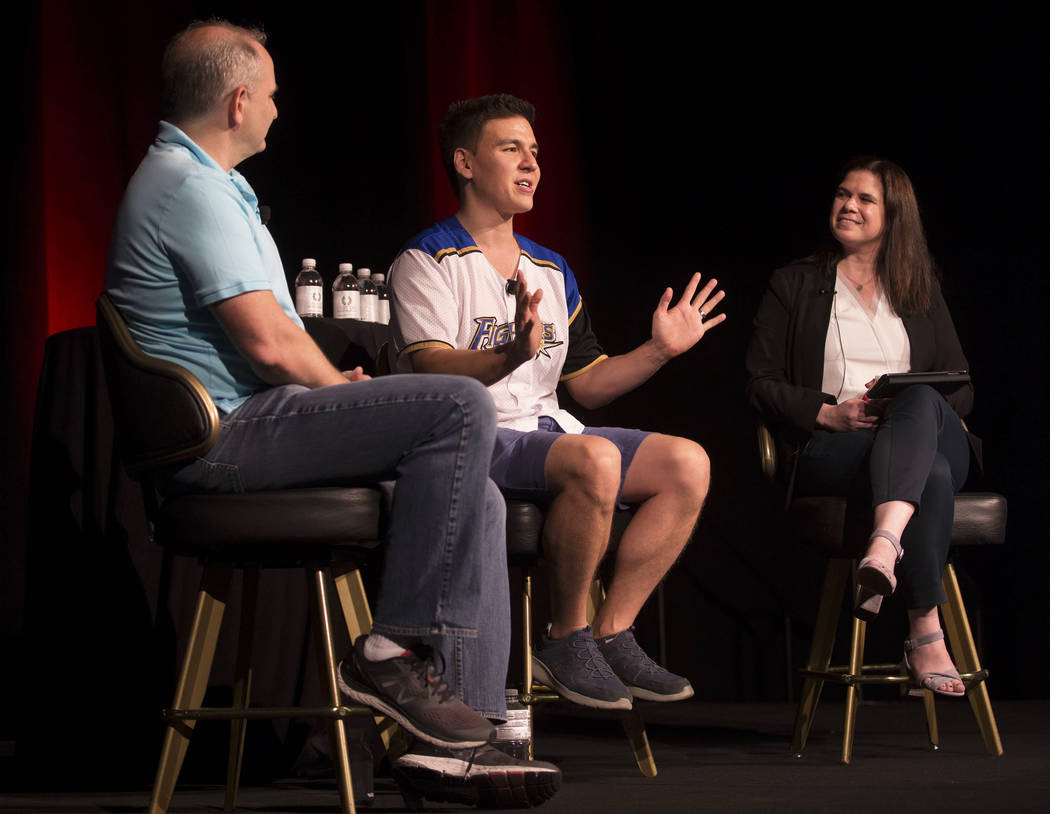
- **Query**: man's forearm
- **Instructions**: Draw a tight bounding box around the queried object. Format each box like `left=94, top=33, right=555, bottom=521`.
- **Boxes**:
left=409, top=344, right=531, bottom=386
left=247, top=321, right=347, bottom=388
left=565, top=340, right=670, bottom=409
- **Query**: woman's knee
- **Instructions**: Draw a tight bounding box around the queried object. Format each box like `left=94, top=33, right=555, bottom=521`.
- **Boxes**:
left=891, top=384, right=944, bottom=416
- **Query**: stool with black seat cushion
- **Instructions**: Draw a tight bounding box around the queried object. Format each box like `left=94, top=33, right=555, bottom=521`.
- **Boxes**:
left=756, top=424, right=1005, bottom=764
left=505, top=497, right=658, bottom=776
left=96, top=293, right=390, bottom=814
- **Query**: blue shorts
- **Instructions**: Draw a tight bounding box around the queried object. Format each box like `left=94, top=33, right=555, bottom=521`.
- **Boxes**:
left=490, top=416, right=651, bottom=503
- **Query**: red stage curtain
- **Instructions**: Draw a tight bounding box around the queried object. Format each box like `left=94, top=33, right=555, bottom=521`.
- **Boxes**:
left=422, top=0, right=591, bottom=289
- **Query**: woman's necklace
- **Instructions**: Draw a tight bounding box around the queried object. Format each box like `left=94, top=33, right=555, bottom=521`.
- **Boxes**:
left=839, top=269, right=876, bottom=292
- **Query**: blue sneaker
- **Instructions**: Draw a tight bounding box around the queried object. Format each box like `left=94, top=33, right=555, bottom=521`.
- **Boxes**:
left=531, top=625, right=631, bottom=710
left=595, top=627, right=694, bottom=702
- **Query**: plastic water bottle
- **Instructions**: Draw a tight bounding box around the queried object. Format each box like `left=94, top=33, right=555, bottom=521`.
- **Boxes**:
left=332, top=262, right=360, bottom=320
left=358, top=267, right=377, bottom=323
left=491, top=690, right=530, bottom=760
left=373, top=272, right=390, bottom=326
left=294, top=258, right=323, bottom=318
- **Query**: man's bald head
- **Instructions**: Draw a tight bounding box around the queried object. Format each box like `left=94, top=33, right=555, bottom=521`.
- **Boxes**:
left=161, top=20, right=267, bottom=124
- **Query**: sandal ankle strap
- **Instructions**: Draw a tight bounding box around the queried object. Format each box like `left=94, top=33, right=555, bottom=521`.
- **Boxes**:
left=904, top=630, right=945, bottom=651
left=869, top=529, right=903, bottom=562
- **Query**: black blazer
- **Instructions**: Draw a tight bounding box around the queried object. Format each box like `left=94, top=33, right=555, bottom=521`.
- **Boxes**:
left=745, top=261, right=974, bottom=447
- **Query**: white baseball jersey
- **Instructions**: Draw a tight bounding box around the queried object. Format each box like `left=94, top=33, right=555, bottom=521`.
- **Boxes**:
left=389, top=216, right=607, bottom=433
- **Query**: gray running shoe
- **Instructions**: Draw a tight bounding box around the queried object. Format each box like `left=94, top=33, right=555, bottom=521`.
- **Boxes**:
left=531, top=625, right=631, bottom=710
left=393, top=741, right=561, bottom=809
left=337, top=636, right=495, bottom=748
left=595, top=626, right=694, bottom=701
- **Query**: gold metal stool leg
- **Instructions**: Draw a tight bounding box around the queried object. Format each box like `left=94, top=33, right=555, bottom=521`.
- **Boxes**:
left=150, top=564, right=232, bottom=814
left=308, top=565, right=356, bottom=814
left=841, top=614, right=866, bottom=765
left=224, top=566, right=259, bottom=812
left=586, top=578, right=605, bottom=622
left=792, top=558, right=850, bottom=757
left=922, top=689, right=940, bottom=750
left=620, top=710, right=658, bottom=777
left=332, top=563, right=372, bottom=643
left=587, top=578, right=657, bottom=776
left=332, top=562, right=394, bottom=752
left=940, top=564, right=1003, bottom=756
left=521, top=570, right=536, bottom=760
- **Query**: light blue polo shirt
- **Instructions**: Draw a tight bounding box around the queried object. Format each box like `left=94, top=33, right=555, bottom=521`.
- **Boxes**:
left=104, top=121, right=303, bottom=413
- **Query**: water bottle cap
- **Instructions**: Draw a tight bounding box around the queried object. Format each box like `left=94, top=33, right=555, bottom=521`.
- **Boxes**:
left=338, top=262, right=354, bottom=272
left=373, top=272, right=385, bottom=282
left=301, top=258, right=316, bottom=268
left=358, top=268, right=371, bottom=277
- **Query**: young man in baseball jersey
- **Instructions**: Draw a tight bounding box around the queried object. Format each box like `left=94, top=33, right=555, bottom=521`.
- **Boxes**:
left=389, top=94, right=726, bottom=710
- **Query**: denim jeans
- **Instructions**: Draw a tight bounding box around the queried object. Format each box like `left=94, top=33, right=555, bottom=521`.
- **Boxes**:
left=795, top=385, right=969, bottom=607
left=168, top=374, right=510, bottom=719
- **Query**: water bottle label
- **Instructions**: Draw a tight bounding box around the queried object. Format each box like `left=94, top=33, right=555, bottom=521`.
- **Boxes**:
left=494, top=721, right=530, bottom=740
left=378, top=300, right=390, bottom=325
left=334, top=290, right=361, bottom=319
left=360, top=296, right=377, bottom=323
left=295, top=285, right=323, bottom=317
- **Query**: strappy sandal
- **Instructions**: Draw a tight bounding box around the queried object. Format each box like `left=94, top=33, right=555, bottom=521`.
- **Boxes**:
left=903, top=630, right=966, bottom=698
left=857, top=529, right=902, bottom=596
left=854, top=587, right=883, bottom=621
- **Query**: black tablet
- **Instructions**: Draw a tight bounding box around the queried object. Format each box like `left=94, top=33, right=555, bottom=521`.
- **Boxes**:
left=865, top=371, right=970, bottom=399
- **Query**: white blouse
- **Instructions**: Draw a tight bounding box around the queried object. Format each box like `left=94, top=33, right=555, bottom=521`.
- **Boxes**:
left=822, top=268, right=911, bottom=402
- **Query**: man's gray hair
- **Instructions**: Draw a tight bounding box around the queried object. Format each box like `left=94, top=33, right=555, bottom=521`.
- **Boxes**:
left=161, top=19, right=267, bottom=123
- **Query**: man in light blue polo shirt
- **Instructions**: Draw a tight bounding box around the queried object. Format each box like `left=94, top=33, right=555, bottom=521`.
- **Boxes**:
left=104, top=21, right=560, bottom=805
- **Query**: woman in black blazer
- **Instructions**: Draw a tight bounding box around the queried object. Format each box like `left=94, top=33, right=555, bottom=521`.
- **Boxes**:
left=746, top=157, right=971, bottom=697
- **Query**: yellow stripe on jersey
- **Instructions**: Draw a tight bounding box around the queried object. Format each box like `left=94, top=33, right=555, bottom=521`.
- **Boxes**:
left=399, top=339, right=455, bottom=358
left=434, top=246, right=483, bottom=263
left=567, top=298, right=582, bottom=325
left=559, top=354, right=609, bottom=382
left=519, top=250, right=562, bottom=272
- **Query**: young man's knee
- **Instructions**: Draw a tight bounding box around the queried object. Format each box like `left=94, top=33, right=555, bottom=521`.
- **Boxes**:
left=662, top=437, right=711, bottom=502
left=548, top=435, right=621, bottom=502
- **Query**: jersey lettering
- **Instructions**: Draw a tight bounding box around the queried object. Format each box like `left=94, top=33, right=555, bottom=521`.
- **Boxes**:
left=468, top=316, right=564, bottom=357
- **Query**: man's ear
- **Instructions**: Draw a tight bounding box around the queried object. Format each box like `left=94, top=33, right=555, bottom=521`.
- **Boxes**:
left=227, top=86, right=248, bottom=128
left=453, top=147, right=473, bottom=181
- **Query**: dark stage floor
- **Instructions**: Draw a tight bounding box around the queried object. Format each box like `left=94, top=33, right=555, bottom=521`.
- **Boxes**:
left=2, top=700, right=1047, bottom=813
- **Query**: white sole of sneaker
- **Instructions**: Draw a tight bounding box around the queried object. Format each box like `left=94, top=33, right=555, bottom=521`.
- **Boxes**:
left=626, top=683, right=695, bottom=702
left=337, top=671, right=490, bottom=750
left=396, top=753, right=560, bottom=778
left=393, top=757, right=561, bottom=809
left=531, top=657, right=632, bottom=710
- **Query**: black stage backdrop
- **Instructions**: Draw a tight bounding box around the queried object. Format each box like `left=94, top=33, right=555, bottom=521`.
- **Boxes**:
left=5, top=0, right=1048, bottom=776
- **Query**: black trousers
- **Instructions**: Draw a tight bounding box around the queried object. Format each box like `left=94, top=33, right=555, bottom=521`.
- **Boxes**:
left=794, top=385, right=969, bottom=608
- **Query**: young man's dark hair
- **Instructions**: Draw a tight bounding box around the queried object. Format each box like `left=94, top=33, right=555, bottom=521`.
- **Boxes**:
left=438, top=93, right=536, bottom=199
